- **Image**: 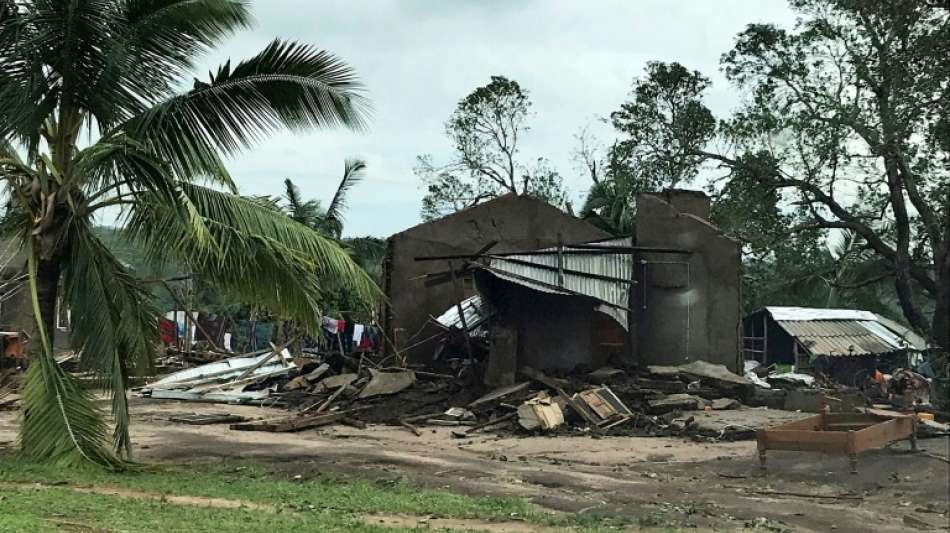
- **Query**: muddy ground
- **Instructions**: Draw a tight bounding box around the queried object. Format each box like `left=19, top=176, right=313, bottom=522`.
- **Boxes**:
left=2, top=398, right=947, bottom=532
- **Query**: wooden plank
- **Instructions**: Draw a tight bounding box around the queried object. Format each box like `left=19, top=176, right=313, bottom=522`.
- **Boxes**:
left=578, top=390, right=616, bottom=419
left=853, top=418, right=914, bottom=453
left=820, top=413, right=877, bottom=426
left=760, top=429, right=849, bottom=453
left=770, top=415, right=824, bottom=431
left=230, top=412, right=346, bottom=433
left=822, top=423, right=877, bottom=432
left=467, top=382, right=531, bottom=408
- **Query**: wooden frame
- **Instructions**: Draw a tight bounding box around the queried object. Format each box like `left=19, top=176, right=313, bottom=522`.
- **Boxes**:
left=757, top=413, right=917, bottom=473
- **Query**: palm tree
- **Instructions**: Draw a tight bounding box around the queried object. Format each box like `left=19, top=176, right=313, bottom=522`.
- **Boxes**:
left=0, top=1, right=378, bottom=466
left=283, top=158, right=366, bottom=239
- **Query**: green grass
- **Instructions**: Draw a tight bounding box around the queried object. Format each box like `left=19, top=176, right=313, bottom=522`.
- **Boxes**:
left=0, top=454, right=635, bottom=532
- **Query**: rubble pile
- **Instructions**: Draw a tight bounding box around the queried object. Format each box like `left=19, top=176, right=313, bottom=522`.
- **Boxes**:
left=140, top=346, right=779, bottom=440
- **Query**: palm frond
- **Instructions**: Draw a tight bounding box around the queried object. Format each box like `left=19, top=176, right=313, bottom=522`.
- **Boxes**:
left=19, top=243, right=123, bottom=468
left=323, top=158, right=366, bottom=237
left=61, top=220, right=158, bottom=456
left=124, top=183, right=382, bottom=330
left=118, top=39, right=369, bottom=183
left=282, top=178, right=323, bottom=227
left=101, top=0, right=252, bottom=115
left=73, top=134, right=184, bottom=205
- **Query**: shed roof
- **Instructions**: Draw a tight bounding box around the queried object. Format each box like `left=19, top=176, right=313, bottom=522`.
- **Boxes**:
left=776, top=320, right=903, bottom=357
left=760, top=306, right=923, bottom=357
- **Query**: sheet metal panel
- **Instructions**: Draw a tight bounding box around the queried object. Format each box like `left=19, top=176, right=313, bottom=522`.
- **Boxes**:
left=435, top=295, right=488, bottom=334
left=776, top=320, right=900, bottom=357
left=767, top=306, right=878, bottom=322
left=486, top=244, right=633, bottom=328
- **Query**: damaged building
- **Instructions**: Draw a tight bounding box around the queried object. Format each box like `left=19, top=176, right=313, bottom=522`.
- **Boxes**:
left=382, top=194, right=609, bottom=362
left=385, top=190, right=743, bottom=382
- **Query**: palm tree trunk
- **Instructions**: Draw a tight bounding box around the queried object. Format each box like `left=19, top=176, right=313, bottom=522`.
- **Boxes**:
left=18, top=249, right=62, bottom=361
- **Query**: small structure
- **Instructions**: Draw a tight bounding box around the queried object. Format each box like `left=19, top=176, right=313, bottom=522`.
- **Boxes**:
left=743, top=306, right=926, bottom=384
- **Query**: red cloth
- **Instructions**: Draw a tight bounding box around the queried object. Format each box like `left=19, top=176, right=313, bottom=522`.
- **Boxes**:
left=159, top=318, right=176, bottom=346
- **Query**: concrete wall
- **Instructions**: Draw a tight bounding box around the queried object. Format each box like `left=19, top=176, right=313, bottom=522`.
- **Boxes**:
left=384, top=194, right=609, bottom=363
left=633, top=191, right=742, bottom=372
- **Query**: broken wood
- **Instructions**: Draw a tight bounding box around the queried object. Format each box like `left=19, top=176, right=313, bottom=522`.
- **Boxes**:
left=340, top=417, right=367, bottom=429
left=401, top=411, right=446, bottom=424
left=467, top=382, right=531, bottom=408
left=460, top=412, right=518, bottom=434
left=312, top=383, right=348, bottom=414
left=724, top=486, right=864, bottom=501
left=399, top=419, right=422, bottom=436
left=520, top=367, right=602, bottom=429
left=230, top=412, right=347, bottom=432
left=232, top=336, right=299, bottom=383
left=169, top=413, right=247, bottom=425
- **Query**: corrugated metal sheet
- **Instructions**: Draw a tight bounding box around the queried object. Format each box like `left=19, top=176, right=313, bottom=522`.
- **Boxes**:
left=435, top=295, right=488, bottom=336
left=485, top=245, right=633, bottom=328
left=872, top=314, right=929, bottom=350
left=776, top=319, right=901, bottom=357
left=767, top=306, right=878, bottom=322
left=586, top=236, right=634, bottom=247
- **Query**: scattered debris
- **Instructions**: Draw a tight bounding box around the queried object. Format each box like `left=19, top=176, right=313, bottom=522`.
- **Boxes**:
left=358, top=369, right=416, bottom=399
left=710, top=398, right=740, bottom=410
left=517, top=393, right=564, bottom=430
left=169, top=413, right=247, bottom=425
left=649, top=394, right=704, bottom=414
left=467, top=382, right=530, bottom=408
left=903, top=514, right=941, bottom=531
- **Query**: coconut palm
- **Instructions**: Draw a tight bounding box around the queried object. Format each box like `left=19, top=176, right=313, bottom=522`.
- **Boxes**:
left=0, top=0, right=378, bottom=466
left=283, top=158, right=366, bottom=240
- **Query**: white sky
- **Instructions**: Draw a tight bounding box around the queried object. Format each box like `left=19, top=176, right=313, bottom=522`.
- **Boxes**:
left=202, top=0, right=798, bottom=237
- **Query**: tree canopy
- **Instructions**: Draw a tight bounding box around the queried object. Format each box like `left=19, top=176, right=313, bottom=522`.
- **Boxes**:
left=595, top=0, right=949, bottom=349
left=417, top=76, right=566, bottom=220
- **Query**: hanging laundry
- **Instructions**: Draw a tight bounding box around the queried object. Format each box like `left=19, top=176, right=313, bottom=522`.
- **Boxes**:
left=352, top=324, right=365, bottom=345
left=321, top=316, right=339, bottom=334
left=358, top=328, right=373, bottom=350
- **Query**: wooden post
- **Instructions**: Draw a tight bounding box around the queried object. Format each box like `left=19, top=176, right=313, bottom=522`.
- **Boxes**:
left=757, top=430, right=767, bottom=471
left=846, top=430, right=858, bottom=474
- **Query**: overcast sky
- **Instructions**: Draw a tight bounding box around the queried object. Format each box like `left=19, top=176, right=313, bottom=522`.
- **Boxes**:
left=205, top=0, right=797, bottom=237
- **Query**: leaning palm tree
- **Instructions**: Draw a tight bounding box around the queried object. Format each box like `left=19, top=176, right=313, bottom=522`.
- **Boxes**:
left=0, top=0, right=378, bottom=466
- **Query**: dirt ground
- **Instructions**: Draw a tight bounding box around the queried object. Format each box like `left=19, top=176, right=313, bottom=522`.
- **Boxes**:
left=2, top=398, right=947, bottom=532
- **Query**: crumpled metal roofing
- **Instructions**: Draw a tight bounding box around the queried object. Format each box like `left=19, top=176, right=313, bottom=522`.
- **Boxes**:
left=435, top=295, right=488, bottom=336
left=776, top=319, right=904, bottom=357
left=484, top=243, right=633, bottom=328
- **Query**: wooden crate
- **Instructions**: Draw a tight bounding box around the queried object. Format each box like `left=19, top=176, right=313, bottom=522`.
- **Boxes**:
left=756, top=412, right=917, bottom=473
